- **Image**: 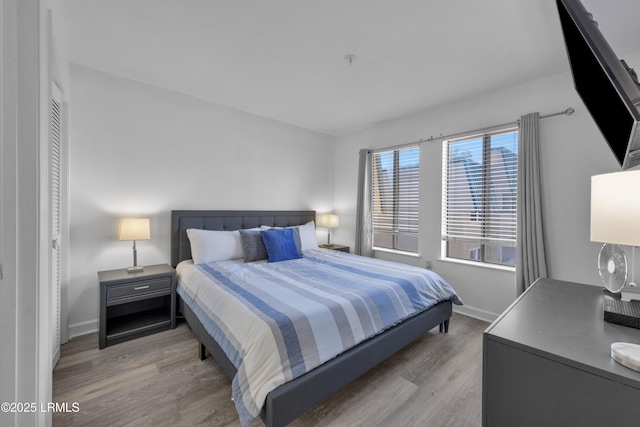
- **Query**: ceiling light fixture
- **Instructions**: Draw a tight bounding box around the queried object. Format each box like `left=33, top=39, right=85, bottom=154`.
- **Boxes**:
left=344, top=54, right=358, bottom=65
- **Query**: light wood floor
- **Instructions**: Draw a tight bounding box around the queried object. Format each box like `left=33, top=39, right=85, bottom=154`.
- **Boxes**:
left=53, top=313, right=487, bottom=427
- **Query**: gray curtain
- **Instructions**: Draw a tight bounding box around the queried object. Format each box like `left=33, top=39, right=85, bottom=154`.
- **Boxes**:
left=516, top=112, right=548, bottom=295
left=355, top=149, right=373, bottom=256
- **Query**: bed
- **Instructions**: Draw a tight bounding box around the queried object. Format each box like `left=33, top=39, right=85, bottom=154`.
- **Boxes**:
left=171, top=210, right=462, bottom=427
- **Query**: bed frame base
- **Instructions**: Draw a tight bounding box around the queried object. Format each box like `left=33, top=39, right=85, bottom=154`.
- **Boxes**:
left=181, top=297, right=452, bottom=427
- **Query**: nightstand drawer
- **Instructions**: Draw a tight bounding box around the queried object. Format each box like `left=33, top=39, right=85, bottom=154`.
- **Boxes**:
left=107, top=277, right=172, bottom=301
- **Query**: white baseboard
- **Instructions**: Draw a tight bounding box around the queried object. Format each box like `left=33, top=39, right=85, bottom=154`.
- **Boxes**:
left=69, top=319, right=98, bottom=339
left=453, top=305, right=499, bottom=324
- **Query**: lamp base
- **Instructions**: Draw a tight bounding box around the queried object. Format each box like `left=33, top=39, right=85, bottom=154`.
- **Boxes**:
left=621, top=282, right=640, bottom=302
left=126, top=265, right=144, bottom=273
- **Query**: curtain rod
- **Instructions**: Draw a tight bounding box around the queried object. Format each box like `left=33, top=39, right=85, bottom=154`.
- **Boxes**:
left=539, top=107, right=575, bottom=119
left=417, top=107, right=575, bottom=144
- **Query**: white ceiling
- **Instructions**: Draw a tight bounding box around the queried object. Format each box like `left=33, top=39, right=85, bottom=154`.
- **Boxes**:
left=62, top=0, right=640, bottom=136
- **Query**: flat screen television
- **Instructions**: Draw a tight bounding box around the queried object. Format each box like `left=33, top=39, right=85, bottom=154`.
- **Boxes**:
left=556, top=0, right=640, bottom=169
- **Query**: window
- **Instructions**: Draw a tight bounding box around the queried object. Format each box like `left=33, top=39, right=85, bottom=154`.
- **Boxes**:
left=372, top=146, right=420, bottom=253
left=442, top=128, right=518, bottom=266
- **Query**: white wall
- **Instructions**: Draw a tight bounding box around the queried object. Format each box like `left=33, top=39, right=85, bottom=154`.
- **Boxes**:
left=333, top=62, right=639, bottom=321
left=68, top=46, right=640, bottom=331
left=68, top=64, right=336, bottom=336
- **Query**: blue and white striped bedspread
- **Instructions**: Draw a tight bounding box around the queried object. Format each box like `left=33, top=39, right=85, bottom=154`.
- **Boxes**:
left=176, top=248, right=462, bottom=427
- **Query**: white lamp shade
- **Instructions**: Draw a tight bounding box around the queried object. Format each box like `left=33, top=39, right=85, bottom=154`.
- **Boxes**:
left=318, top=214, right=340, bottom=229
left=591, top=170, right=640, bottom=246
left=118, top=218, right=150, bottom=241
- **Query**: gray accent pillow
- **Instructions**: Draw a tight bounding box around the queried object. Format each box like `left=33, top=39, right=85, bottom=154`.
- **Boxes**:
left=290, top=227, right=303, bottom=255
left=239, top=230, right=268, bottom=262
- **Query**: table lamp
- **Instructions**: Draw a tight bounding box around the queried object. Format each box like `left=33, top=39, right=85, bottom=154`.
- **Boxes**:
left=119, top=218, right=150, bottom=272
left=591, top=170, right=640, bottom=301
left=592, top=170, right=640, bottom=372
left=318, top=214, right=339, bottom=245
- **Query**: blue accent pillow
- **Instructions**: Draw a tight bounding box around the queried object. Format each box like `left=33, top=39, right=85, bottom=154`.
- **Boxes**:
left=260, top=228, right=302, bottom=263
left=269, top=226, right=303, bottom=255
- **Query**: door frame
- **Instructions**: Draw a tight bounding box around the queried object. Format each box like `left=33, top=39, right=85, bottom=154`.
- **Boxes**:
left=1, top=1, right=52, bottom=426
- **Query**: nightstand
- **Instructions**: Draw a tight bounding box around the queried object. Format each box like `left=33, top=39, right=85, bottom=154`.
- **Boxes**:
left=319, top=244, right=350, bottom=253
left=98, top=263, right=176, bottom=349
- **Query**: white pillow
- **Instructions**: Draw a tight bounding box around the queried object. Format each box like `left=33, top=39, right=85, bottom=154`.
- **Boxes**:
left=297, top=221, right=319, bottom=251
left=186, top=229, right=243, bottom=263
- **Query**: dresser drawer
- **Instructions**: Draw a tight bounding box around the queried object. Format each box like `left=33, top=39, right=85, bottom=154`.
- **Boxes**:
left=107, top=276, right=172, bottom=301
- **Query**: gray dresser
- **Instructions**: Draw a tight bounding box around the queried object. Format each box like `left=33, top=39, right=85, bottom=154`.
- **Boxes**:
left=483, top=278, right=640, bottom=427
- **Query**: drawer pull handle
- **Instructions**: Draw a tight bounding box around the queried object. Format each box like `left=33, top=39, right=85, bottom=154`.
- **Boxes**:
left=134, top=285, right=150, bottom=291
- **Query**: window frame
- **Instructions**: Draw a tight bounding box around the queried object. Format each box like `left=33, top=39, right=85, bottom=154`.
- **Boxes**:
left=441, top=127, right=518, bottom=267
left=371, top=145, right=420, bottom=254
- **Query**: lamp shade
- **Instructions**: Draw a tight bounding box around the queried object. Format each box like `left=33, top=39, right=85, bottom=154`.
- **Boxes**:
left=318, top=214, right=340, bottom=229
left=118, top=218, right=150, bottom=241
left=591, top=170, right=640, bottom=246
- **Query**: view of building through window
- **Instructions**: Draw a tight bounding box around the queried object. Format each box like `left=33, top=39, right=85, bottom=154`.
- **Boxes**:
left=372, top=146, right=420, bottom=253
left=442, top=129, right=518, bottom=266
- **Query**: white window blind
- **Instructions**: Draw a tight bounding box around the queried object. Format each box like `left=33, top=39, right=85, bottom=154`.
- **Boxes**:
left=372, top=145, right=420, bottom=253
left=442, top=129, right=518, bottom=266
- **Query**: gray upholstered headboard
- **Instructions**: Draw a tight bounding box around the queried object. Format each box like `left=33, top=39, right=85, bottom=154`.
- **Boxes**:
left=170, top=210, right=316, bottom=267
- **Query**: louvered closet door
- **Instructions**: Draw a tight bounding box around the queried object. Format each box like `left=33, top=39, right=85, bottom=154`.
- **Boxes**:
left=51, top=83, right=62, bottom=367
